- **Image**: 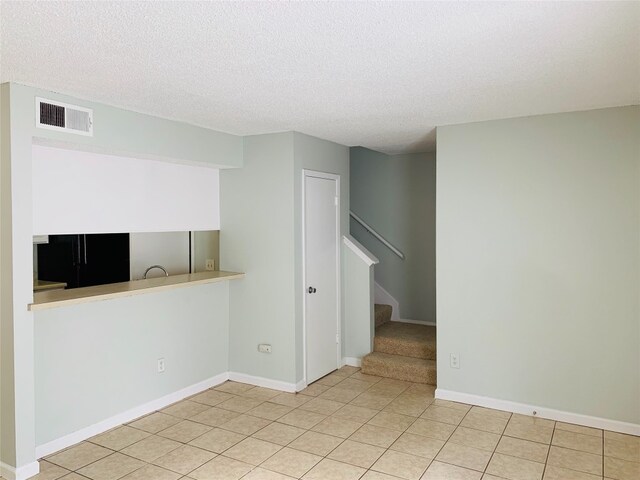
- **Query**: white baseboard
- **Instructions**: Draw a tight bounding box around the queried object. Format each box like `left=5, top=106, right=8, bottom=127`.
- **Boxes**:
left=374, top=282, right=400, bottom=321
left=34, top=370, right=306, bottom=462
left=343, top=357, right=362, bottom=367
left=295, top=380, right=307, bottom=392
left=228, top=372, right=298, bottom=393
left=436, top=388, right=640, bottom=436
left=393, top=318, right=436, bottom=327
left=0, top=460, right=40, bottom=480
left=35, top=372, right=229, bottom=459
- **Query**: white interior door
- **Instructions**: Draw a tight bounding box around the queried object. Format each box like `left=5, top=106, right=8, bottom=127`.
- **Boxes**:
left=304, top=171, right=340, bottom=384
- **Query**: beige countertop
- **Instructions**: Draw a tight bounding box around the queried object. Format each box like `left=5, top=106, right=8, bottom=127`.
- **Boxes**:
left=33, top=279, right=68, bottom=292
left=29, top=271, right=244, bottom=311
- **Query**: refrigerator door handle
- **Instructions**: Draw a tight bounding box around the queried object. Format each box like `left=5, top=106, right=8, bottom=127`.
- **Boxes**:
left=84, top=234, right=88, bottom=264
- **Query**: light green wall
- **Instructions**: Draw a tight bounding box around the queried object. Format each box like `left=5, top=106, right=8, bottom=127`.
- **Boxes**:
left=193, top=230, right=220, bottom=273
left=221, top=133, right=297, bottom=383
left=0, top=82, right=242, bottom=471
left=22, top=87, right=242, bottom=168
left=221, top=132, right=349, bottom=385
left=350, top=148, right=436, bottom=322
left=34, top=283, right=229, bottom=445
left=343, top=243, right=375, bottom=359
left=293, top=133, right=349, bottom=381
left=0, top=82, right=19, bottom=467
left=437, top=106, right=640, bottom=424
left=2, top=83, right=37, bottom=470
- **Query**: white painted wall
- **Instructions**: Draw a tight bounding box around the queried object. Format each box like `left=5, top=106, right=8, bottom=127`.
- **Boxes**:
left=34, top=282, right=230, bottom=447
left=343, top=236, right=377, bottom=362
left=193, top=230, right=220, bottom=273
left=293, top=133, right=350, bottom=384
left=221, top=132, right=350, bottom=387
left=350, top=148, right=436, bottom=323
left=1, top=82, right=242, bottom=476
left=32, top=144, right=220, bottom=235
left=2, top=83, right=38, bottom=478
left=221, top=133, right=297, bottom=385
left=0, top=82, right=20, bottom=474
left=437, top=106, right=640, bottom=427
left=130, top=232, right=190, bottom=280
left=374, top=283, right=400, bottom=322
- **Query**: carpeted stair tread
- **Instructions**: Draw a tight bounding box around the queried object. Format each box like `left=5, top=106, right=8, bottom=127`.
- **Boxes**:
left=361, top=352, right=436, bottom=385
left=374, top=322, right=436, bottom=360
left=375, top=304, right=392, bottom=327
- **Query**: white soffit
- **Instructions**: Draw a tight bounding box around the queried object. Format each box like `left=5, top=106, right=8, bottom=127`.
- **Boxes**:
left=1, top=1, right=638, bottom=154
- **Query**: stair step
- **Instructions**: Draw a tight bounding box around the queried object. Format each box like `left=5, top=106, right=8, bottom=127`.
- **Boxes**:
left=374, top=322, right=436, bottom=360
left=361, top=352, right=436, bottom=385
left=375, top=304, right=392, bottom=327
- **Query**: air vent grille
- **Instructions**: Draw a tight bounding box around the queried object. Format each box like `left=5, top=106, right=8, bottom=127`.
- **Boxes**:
left=36, top=97, right=93, bottom=136
left=66, top=108, right=91, bottom=132
left=39, top=102, right=65, bottom=128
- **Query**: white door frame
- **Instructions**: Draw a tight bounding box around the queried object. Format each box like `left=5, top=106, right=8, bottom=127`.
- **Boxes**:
left=302, top=169, right=341, bottom=387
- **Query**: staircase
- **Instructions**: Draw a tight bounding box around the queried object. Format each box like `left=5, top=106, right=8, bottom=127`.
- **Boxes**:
left=362, top=304, right=437, bottom=385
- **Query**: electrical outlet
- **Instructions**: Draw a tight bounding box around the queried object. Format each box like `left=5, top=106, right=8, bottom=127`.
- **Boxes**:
left=157, top=358, right=166, bottom=373
left=450, top=353, right=460, bottom=369
left=258, top=344, right=272, bottom=353
left=205, top=259, right=215, bottom=271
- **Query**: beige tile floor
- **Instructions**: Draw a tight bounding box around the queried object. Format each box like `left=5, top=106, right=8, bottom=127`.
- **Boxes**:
left=19, top=367, right=640, bottom=480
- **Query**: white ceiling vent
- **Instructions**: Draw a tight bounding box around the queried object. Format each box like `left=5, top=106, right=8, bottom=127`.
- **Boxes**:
left=36, top=97, right=93, bottom=136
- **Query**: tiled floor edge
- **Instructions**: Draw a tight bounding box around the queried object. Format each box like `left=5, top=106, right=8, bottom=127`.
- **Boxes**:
left=0, top=459, right=40, bottom=480
left=342, top=357, right=363, bottom=368
left=35, top=372, right=230, bottom=460
left=436, top=388, right=640, bottom=437
left=227, top=372, right=299, bottom=393
left=20, top=368, right=640, bottom=480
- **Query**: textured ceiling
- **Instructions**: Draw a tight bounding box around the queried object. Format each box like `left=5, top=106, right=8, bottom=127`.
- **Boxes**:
left=1, top=1, right=639, bottom=154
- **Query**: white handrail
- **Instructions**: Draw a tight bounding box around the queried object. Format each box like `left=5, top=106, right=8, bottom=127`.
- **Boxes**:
left=349, top=211, right=405, bottom=260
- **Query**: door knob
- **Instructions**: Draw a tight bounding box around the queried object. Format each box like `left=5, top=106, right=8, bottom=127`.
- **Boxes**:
left=308, top=286, right=317, bottom=294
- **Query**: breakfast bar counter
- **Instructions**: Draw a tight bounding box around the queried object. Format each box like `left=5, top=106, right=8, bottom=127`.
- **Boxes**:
left=29, top=271, right=244, bottom=311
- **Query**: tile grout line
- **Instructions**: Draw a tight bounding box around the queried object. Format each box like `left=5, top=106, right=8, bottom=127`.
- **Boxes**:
left=337, top=374, right=428, bottom=479
left=483, top=410, right=512, bottom=477
left=231, top=370, right=384, bottom=480
left=46, top=444, right=118, bottom=476
left=541, top=418, right=556, bottom=479
left=601, top=427, right=604, bottom=479
left=427, top=402, right=491, bottom=476
left=407, top=399, right=461, bottom=475
left=36, top=369, right=637, bottom=480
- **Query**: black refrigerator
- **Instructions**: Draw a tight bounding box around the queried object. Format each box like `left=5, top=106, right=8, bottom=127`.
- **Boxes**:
left=37, top=233, right=130, bottom=289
